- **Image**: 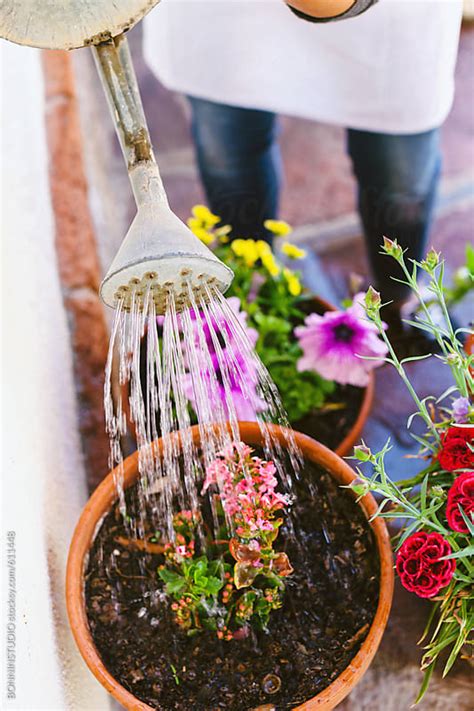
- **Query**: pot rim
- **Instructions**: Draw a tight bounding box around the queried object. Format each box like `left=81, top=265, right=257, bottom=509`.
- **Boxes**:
left=66, top=423, right=394, bottom=711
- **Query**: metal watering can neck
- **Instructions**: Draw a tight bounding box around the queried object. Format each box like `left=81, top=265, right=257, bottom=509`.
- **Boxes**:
left=92, top=34, right=167, bottom=209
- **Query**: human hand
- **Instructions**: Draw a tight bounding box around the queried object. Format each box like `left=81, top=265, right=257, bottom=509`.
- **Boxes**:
left=286, top=0, right=356, bottom=20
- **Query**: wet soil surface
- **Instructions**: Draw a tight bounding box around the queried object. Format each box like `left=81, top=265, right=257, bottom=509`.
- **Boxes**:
left=85, top=461, right=380, bottom=710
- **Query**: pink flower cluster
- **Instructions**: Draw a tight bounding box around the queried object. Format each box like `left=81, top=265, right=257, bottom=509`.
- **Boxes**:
left=203, top=442, right=290, bottom=538
left=164, top=536, right=194, bottom=562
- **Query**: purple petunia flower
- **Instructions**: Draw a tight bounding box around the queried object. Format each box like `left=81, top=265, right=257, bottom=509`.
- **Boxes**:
left=183, top=297, right=265, bottom=421
left=451, top=396, right=471, bottom=424
left=294, top=293, right=388, bottom=387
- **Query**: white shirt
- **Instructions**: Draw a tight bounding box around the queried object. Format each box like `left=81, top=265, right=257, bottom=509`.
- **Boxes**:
left=143, top=0, right=462, bottom=133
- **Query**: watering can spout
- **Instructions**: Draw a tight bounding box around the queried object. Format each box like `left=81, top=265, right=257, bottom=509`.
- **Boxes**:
left=100, top=161, right=233, bottom=313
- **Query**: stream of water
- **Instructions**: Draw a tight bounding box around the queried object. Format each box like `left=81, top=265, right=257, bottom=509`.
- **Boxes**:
left=104, top=283, right=301, bottom=548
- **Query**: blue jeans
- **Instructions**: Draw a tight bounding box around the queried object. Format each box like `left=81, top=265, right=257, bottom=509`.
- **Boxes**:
left=188, top=96, right=441, bottom=302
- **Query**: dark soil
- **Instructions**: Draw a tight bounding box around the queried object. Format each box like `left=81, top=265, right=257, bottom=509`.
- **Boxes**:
left=85, top=460, right=380, bottom=710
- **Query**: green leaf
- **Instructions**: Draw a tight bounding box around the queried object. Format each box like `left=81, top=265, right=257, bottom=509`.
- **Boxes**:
left=420, top=473, right=429, bottom=512
left=253, top=312, right=292, bottom=336
left=396, top=519, right=423, bottom=548
left=443, top=624, right=471, bottom=677
left=158, top=568, right=187, bottom=595
left=459, top=507, right=474, bottom=537
left=435, top=385, right=459, bottom=403
left=441, top=545, right=474, bottom=560
left=205, top=576, right=224, bottom=597
left=453, top=570, right=473, bottom=583
left=418, top=600, right=440, bottom=644
left=414, top=660, right=436, bottom=705
left=400, top=353, right=433, bottom=365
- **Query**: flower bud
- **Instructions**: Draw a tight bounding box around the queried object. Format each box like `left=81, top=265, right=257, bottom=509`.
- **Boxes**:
left=421, top=248, right=441, bottom=273
left=446, top=353, right=463, bottom=368
left=364, top=286, right=381, bottom=318
left=431, top=485, right=445, bottom=500
left=382, top=236, right=404, bottom=261
left=353, top=444, right=372, bottom=462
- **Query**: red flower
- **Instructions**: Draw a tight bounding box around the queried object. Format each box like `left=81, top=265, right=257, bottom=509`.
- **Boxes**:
left=396, top=532, right=455, bottom=598
left=438, top=425, right=474, bottom=472
left=446, top=471, right=474, bottom=533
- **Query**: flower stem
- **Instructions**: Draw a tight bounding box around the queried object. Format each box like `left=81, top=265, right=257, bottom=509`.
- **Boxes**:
left=397, top=257, right=471, bottom=397
left=375, top=317, right=440, bottom=443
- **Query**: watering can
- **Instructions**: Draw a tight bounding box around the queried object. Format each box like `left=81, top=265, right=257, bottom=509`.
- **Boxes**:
left=0, top=0, right=233, bottom=312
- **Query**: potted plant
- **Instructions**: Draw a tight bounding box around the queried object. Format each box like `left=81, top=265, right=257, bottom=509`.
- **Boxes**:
left=349, top=240, right=473, bottom=703
left=123, top=206, right=386, bottom=456
left=67, top=423, right=394, bottom=710
left=187, top=207, right=387, bottom=456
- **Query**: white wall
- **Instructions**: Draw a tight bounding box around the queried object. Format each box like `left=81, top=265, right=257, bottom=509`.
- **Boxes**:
left=0, top=42, right=109, bottom=710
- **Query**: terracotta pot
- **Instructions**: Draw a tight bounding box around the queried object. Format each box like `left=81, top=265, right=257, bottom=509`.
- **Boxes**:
left=67, top=423, right=393, bottom=711
left=121, top=295, right=374, bottom=457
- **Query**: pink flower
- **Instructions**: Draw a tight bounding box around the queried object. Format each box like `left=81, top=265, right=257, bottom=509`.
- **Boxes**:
left=222, top=441, right=252, bottom=462
left=203, top=442, right=290, bottom=540
left=201, top=459, right=230, bottom=493
left=183, top=298, right=265, bottom=422
left=294, top=293, right=388, bottom=387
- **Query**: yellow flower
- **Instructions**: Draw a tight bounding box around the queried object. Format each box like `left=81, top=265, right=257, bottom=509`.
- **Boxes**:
left=283, top=268, right=302, bottom=296
left=231, top=238, right=259, bottom=267
left=262, top=252, right=281, bottom=277
left=215, top=224, right=232, bottom=243
left=187, top=216, right=203, bottom=234
left=264, top=219, right=292, bottom=237
left=281, top=241, right=306, bottom=260
left=191, top=204, right=220, bottom=228
left=256, top=240, right=272, bottom=257
left=193, top=227, right=215, bottom=246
